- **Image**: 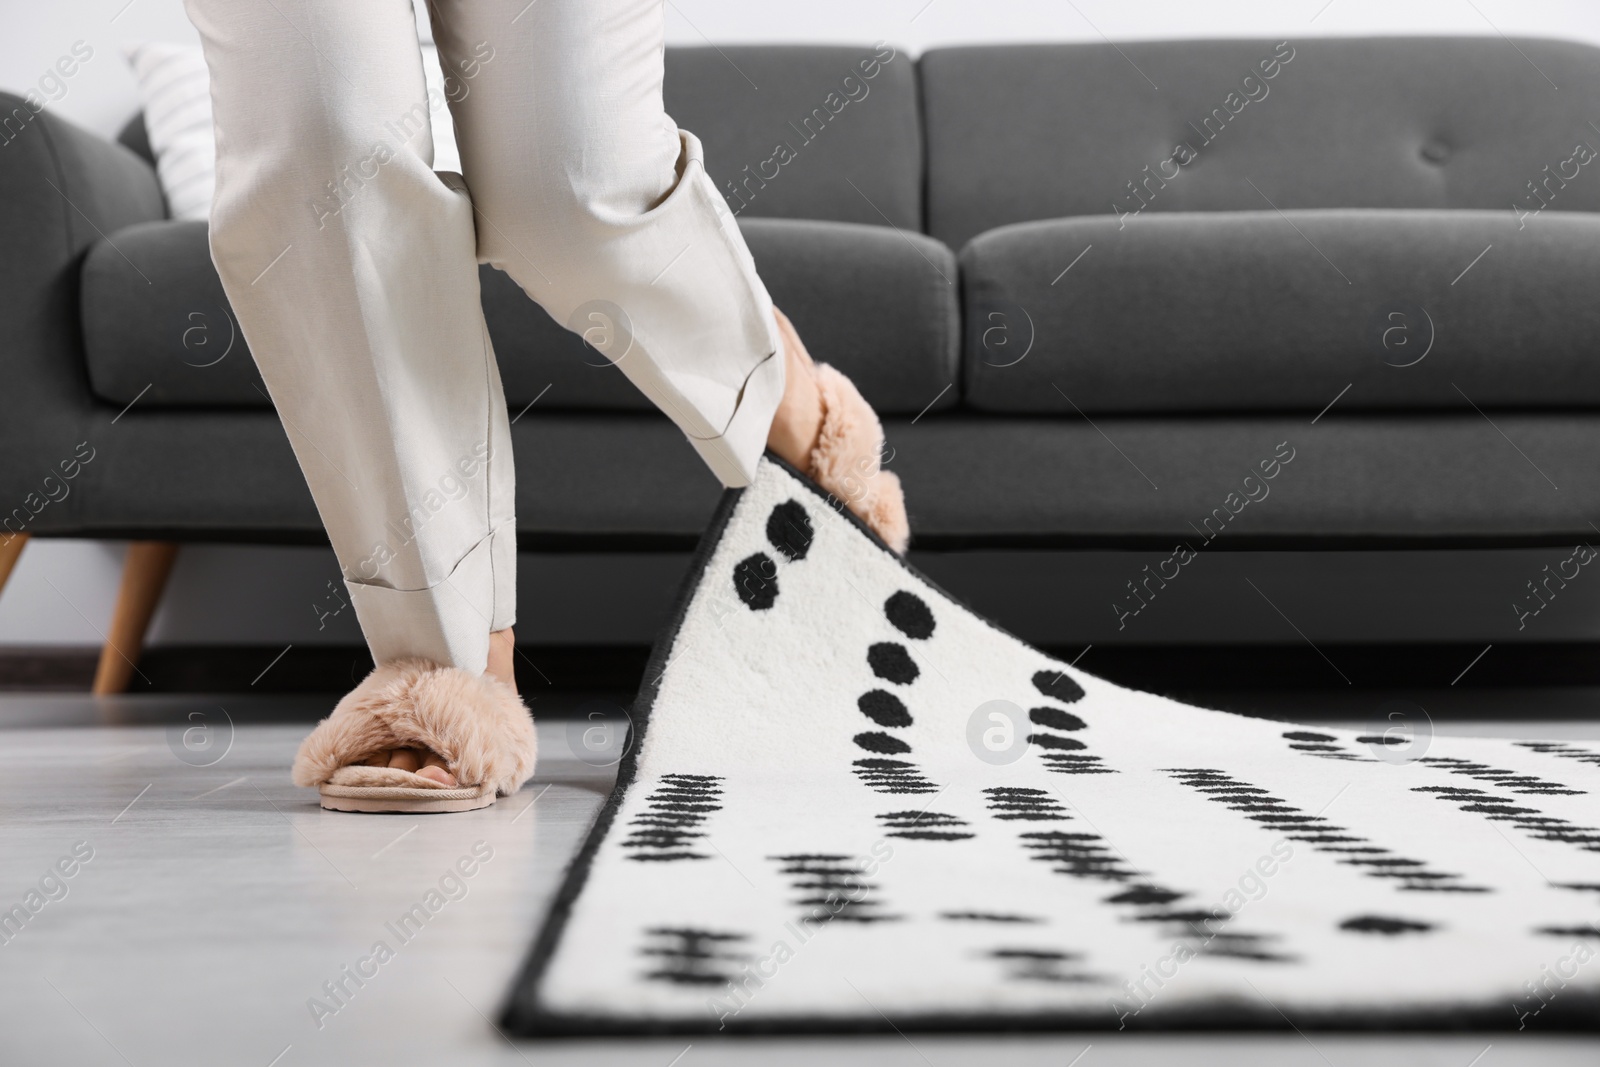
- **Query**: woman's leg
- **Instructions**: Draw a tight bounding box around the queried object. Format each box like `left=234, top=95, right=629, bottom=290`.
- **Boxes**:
left=186, top=0, right=515, bottom=676
left=186, top=0, right=526, bottom=790
left=428, top=0, right=907, bottom=544
left=425, top=0, right=829, bottom=486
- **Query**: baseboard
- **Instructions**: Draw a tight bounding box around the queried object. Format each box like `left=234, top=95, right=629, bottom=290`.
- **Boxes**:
left=0, top=645, right=653, bottom=694
left=1, top=643, right=1596, bottom=695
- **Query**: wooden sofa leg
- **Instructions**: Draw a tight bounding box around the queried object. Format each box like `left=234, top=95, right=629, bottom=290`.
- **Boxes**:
left=93, top=541, right=180, bottom=695
left=0, top=533, right=27, bottom=599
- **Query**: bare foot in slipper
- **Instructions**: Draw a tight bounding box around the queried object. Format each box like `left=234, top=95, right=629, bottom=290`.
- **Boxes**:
left=766, top=308, right=909, bottom=552
left=292, top=629, right=537, bottom=812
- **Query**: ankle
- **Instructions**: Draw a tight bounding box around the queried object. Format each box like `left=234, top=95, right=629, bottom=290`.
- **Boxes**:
left=765, top=309, right=824, bottom=470
left=487, top=628, right=517, bottom=693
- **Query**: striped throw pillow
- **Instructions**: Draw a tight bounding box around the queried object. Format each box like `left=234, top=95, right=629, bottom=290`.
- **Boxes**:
left=122, top=42, right=215, bottom=220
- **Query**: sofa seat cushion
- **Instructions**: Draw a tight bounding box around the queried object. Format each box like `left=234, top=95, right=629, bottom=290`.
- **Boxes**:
left=42, top=406, right=1600, bottom=549
left=887, top=414, right=1600, bottom=548
left=962, top=209, right=1600, bottom=414
left=81, top=217, right=957, bottom=416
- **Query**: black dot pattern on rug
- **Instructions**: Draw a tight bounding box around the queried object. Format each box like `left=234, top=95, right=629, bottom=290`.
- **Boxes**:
left=854, top=731, right=911, bottom=755
left=858, top=690, right=912, bottom=728
left=1284, top=730, right=1336, bottom=742
left=1032, top=670, right=1085, bottom=704
left=884, top=591, right=935, bottom=639
left=869, top=642, right=919, bottom=684
left=766, top=499, right=813, bottom=561
left=1339, top=915, right=1435, bottom=935
left=732, top=552, right=778, bottom=610
left=1029, top=706, right=1086, bottom=732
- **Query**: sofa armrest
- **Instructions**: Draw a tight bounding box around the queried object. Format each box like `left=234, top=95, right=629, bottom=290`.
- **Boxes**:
left=0, top=92, right=166, bottom=534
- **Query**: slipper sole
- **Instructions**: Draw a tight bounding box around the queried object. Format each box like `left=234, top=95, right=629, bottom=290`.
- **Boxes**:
left=319, top=782, right=497, bottom=813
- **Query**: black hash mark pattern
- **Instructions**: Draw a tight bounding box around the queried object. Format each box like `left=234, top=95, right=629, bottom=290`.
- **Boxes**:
left=1014, top=826, right=1294, bottom=962
left=769, top=853, right=902, bottom=925
left=1281, top=730, right=1371, bottom=762
left=852, top=759, right=939, bottom=794
left=986, top=948, right=1101, bottom=984
left=1516, top=741, right=1600, bottom=769
left=1412, top=786, right=1600, bottom=854
left=1418, top=757, right=1584, bottom=796
left=984, top=787, right=1069, bottom=821
left=639, top=927, right=748, bottom=986
left=1340, top=915, right=1435, bottom=935
left=1020, top=832, right=1139, bottom=881
left=877, top=810, right=976, bottom=841
left=1166, top=768, right=1488, bottom=893
left=1040, top=753, right=1117, bottom=775
left=622, top=774, right=724, bottom=862
left=1027, top=665, right=1110, bottom=769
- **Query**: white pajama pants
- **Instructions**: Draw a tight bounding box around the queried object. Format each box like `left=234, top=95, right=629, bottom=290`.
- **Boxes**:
left=184, top=0, right=785, bottom=674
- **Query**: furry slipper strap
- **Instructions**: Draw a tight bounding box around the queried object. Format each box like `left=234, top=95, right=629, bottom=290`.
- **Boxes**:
left=808, top=363, right=910, bottom=553
left=292, top=659, right=538, bottom=797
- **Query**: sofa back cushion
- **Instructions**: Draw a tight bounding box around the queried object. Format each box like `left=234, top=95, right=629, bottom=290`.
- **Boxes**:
left=81, top=218, right=958, bottom=416
left=119, top=44, right=922, bottom=230
left=490, top=218, right=957, bottom=415
left=922, top=37, right=1600, bottom=249
left=665, top=44, right=920, bottom=229
left=961, top=209, right=1600, bottom=414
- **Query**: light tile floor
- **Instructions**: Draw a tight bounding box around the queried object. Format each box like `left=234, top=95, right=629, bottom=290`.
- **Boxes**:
left=0, top=697, right=1595, bottom=1066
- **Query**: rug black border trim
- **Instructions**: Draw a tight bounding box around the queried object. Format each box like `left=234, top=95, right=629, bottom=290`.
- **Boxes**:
left=500, top=453, right=1600, bottom=1037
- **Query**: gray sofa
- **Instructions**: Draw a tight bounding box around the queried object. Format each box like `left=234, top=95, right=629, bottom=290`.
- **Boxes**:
left=6, top=37, right=1600, bottom=565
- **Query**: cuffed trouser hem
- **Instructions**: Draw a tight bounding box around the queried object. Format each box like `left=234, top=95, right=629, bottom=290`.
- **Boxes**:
left=344, top=522, right=517, bottom=675
left=685, top=347, right=786, bottom=487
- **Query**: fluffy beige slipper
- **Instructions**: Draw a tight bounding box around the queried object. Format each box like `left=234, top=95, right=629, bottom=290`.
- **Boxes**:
left=292, top=658, right=538, bottom=813
left=808, top=362, right=910, bottom=554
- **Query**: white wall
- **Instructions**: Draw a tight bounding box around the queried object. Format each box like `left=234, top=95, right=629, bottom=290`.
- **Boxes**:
left=9, top=1, right=1600, bottom=139
left=4, top=0, right=1600, bottom=650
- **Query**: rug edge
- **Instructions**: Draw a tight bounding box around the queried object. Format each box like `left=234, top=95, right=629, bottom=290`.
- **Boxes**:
left=497, top=472, right=749, bottom=1033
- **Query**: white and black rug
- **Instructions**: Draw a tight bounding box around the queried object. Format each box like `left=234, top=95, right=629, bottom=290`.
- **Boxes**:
left=503, top=456, right=1600, bottom=1035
